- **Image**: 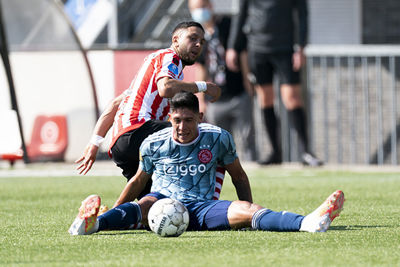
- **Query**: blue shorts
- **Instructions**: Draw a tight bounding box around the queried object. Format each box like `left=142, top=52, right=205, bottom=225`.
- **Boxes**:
left=146, top=192, right=232, bottom=231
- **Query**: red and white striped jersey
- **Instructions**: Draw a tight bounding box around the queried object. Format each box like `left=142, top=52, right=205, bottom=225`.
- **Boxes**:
left=110, top=48, right=184, bottom=150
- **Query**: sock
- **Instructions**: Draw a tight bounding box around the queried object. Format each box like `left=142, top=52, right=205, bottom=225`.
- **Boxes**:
left=262, top=107, right=280, bottom=155
left=251, top=208, right=304, bottom=232
left=299, top=213, right=316, bottom=232
left=288, top=108, right=308, bottom=152
left=98, top=202, right=142, bottom=231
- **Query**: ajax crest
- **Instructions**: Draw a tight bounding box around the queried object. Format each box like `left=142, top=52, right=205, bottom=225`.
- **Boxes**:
left=198, top=149, right=212, bottom=164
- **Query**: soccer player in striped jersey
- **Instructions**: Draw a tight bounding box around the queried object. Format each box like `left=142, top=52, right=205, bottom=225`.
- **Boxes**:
left=69, top=92, right=345, bottom=235
left=75, top=21, right=221, bottom=199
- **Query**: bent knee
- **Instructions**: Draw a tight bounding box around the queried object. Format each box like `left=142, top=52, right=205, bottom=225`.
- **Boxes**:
left=281, top=84, right=303, bottom=109
left=137, top=196, right=158, bottom=224
left=227, top=201, right=264, bottom=229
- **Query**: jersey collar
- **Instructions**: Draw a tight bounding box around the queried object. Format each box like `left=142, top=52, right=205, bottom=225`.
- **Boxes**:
left=171, top=127, right=200, bottom=146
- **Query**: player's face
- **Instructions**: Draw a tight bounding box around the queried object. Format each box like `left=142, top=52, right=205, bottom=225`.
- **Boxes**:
left=170, top=108, right=203, bottom=144
left=172, top=26, right=205, bottom=66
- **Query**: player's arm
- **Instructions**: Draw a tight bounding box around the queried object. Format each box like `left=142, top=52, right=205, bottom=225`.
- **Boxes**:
left=239, top=50, right=255, bottom=96
left=226, top=0, right=248, bottom=71
left=75, top=93, right=125, bottom=175
left=113, top=167, right=152, bottom=207
left=224, top=158, right=253, bottom=202
left=157, top=76, right=221, bottom=103
left=293, top=0, right=308, bottom=71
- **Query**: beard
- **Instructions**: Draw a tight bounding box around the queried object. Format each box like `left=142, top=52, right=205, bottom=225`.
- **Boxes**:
left=178, top=50, right=197, bottom=66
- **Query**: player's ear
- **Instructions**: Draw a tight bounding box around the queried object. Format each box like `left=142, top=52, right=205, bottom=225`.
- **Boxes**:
left=172, top=32, right=180, bottom=49
left=198, top=112, right=204, bottom=122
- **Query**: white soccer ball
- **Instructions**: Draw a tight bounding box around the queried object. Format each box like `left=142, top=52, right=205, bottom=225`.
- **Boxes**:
left=148, top=198, right=189, bottom=237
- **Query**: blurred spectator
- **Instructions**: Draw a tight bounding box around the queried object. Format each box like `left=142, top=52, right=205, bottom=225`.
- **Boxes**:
left=226, top=0, right=322, bottom=166
left=188, top=0, right=256, bottom=162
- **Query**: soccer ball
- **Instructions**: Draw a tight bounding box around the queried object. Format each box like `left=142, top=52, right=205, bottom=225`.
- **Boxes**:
left=148, top=198, right=189, bottom=237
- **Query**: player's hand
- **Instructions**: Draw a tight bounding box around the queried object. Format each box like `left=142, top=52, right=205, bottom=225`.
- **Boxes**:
left=75, top=144, right=99, bottom=175
left=226, top=48, right=240, bottom=72
left=292, top=50, right=306, bottom=71
left=205, top=82, right=221, bottom=103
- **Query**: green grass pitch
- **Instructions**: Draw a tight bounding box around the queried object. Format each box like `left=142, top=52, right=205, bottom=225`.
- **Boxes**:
left=0, top=166, right=399, bottom=266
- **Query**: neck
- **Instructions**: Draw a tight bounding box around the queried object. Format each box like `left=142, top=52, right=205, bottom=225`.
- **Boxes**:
left=170, top=46, right=186, bottom=68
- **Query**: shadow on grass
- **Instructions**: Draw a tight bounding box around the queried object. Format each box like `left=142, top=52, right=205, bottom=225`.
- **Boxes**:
left=329, top=225, right=389, bottom=231
left=95, top=225, right=389, bottom=235
left=97, top=231, right=214, bottom=238
left=98, top=231, right=149, bottom=236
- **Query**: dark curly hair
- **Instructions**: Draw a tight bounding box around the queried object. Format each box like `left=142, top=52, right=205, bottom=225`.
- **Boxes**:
left=172, top=21, right=205, bottom=36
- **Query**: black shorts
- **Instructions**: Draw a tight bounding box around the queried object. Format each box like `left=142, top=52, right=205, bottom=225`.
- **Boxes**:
left=111, top=120, right=171, bottom=197
left=248, top=50, right=300, bottom=85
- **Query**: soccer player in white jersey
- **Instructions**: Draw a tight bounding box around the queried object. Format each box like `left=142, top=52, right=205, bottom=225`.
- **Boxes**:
left=75, top=21, right=222, bottom=199
left=69, top=92, right=345, bottom=235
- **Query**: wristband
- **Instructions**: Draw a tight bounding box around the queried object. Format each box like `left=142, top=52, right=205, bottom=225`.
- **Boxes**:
left=90, top=135, right=105, bottom=147
left=195, top=81, right=207, bottom=92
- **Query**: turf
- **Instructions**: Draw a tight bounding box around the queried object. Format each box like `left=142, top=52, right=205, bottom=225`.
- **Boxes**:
left=0, top=167, right=399, bottom=266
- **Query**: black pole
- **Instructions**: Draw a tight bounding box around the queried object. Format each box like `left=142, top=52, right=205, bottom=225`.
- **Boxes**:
left=0, top=1, right=29, bottom=163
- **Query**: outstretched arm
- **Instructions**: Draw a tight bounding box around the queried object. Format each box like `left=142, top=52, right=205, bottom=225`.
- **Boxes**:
left=224, top=158, right=253, bottom=202
left=113, top=168, right=152, bottom=207
left=157, top=77, right=221, bottom=103
left=75, top=93, right=125, bottom=175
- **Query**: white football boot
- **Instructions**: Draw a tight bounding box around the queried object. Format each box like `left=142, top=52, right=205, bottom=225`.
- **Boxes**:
left=300, top=190, right=345, bottom=232
left=68, top=194, right=101, bottom=235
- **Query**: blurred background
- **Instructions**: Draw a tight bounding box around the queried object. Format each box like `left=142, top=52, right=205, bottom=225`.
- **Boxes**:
left=1, top=0, right=400, bottom=166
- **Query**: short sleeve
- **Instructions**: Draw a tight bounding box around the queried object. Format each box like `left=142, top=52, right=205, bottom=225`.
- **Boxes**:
left=155, top=52, right=183, bottom=81
left=218, top=129, right=238, bottom=166
left=122, top=88, right=132, bottom=96
left=139, top=143, right=154, bottom=174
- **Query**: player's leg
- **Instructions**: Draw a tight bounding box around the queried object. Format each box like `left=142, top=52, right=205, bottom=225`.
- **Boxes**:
left=228, top=190, right=345, bottom=232
left=68, top=193, right=166, bottom=235
left=276, top=53, right=322, bottom=166
left=256, top=83, right=282, bottom=164
left=274, top=53, right=306, bottom=151
left=186, top=200, right=233, bottom=231
left=96, top=194, right=162, bottom=231
left=280, top=83, right=322, bottom=166
left=228, top=200, right=304, bottom=231
left=233, top=92, right=257, bottom=161
left=187, top=199, right=300, bottom=231
left=111, top=130, right=141, bottom=179
left=248, top=50, right=281, bottom=164
left=299, top=190, right=345, bottom=232
left=191, top=199, right=301, bottom=231
left=68, top=194, right=102, bottom=235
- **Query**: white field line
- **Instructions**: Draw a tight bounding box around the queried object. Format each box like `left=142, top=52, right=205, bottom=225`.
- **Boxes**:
left=1, top=161, right=399, bottom=178
left=0, top=161, right=121, bottom=178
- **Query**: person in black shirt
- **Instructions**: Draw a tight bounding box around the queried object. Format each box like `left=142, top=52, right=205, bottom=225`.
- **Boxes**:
left=189, top=0, right=256, bottom=162
left=226, top=0, right=322, bottom=166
